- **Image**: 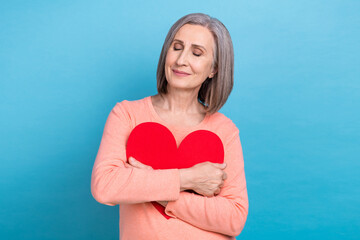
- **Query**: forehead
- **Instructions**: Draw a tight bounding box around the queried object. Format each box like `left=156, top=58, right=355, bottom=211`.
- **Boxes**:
left=174, top=24, right=215, bottom=50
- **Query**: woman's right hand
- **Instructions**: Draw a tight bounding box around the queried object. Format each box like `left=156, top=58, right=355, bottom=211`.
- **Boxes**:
left=179, top=162, right=227, bottom=197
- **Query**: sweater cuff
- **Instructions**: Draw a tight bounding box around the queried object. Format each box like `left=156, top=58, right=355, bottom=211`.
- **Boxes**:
left=164, top=191, right=189, bottom=218
left=164, top=200, right=178, bottom=218
left=162, top=168, right=181, bottom=201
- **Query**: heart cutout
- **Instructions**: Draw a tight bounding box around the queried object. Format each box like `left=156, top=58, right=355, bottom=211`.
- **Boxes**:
left=126, top=122, right=224, bottom=219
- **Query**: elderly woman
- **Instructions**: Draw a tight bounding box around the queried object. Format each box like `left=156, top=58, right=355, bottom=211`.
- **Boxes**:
left=91, top=13, right=248, bottom=239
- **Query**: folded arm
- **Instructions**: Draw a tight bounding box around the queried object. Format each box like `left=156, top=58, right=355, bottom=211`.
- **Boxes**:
left=91, top=103, right=180, bottom=205
left=164, top=132, right=249, bottom=237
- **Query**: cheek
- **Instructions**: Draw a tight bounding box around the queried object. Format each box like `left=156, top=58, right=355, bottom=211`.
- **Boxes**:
left=194, top=61, right=213, bottom=76
left=165, top=51, right=176, bottom=66
left=164, top=54, right=174, bottom=79
left=164, top=56, right=171, bottom=74
left=164, top=55, right=170, bottom=68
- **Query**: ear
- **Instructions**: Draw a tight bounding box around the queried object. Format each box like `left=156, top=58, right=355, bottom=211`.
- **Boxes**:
left=209, top=67, right=218, bottom=78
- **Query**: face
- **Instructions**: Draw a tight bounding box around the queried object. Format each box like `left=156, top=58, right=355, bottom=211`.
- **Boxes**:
left=165, top=24, right=217, bottom=93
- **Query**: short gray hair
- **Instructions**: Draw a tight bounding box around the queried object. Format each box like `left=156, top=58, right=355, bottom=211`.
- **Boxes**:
left=156, top=13, right=234, bottom=113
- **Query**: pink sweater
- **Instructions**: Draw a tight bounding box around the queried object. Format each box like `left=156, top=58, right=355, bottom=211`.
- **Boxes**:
left=91, top=96, right=248, bottom=240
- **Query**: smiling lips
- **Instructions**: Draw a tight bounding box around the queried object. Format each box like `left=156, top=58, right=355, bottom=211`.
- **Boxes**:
left=172, top=69, right=191, bottom=77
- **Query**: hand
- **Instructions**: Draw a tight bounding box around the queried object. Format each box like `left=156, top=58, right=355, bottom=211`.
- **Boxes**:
left=179, top=162, right=227, bottom=197
left=127, top=157, right=168, bottom=207
left=127, top=157, right=153, bottom=170
left=157, top=201, right=168, bottom=207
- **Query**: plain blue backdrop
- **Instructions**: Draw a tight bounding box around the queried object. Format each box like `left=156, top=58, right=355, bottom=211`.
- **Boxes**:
left=1, top=0, right=359, bottom=239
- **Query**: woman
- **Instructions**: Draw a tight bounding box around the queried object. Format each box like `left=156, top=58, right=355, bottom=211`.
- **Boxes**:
left=91, top=13, right=248, bottom=239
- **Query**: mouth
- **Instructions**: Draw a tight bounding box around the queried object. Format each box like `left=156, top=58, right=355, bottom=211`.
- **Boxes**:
left=172, top=69, right=191, bottom=77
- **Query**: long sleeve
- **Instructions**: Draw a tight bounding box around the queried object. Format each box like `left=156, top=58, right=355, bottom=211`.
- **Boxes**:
left=91, top=102, right=180, bottom=206
left=164, top=130, right=249, bottom=237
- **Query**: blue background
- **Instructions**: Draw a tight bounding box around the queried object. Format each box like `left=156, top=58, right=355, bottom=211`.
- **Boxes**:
left=1, top=0, right=359, bottom=239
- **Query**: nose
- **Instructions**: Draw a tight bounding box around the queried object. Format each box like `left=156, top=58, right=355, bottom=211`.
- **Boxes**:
left=175, top=49, right=189, bottom=66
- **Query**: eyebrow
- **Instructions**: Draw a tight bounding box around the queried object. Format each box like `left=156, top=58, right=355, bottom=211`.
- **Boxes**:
left=173, top=39, right=207, bottom=52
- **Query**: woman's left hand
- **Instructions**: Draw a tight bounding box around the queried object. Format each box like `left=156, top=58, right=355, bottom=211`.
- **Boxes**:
left=127, top=157, right=168, bottom=207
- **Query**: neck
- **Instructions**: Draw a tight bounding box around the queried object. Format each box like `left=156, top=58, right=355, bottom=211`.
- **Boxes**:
left=157, top=87, right=205, bottom=115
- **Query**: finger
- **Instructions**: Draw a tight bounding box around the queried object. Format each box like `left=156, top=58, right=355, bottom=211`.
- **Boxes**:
left=212, top=162, right=227, bottom=169
left=222, top=172, right=227, bottom=180
left=157, top=201, right=168, bottom=207
left=205, top=192, right=214, bottom=197
left=128, top=157, right=137, bottom=166
left=128, top=157, right=141, bottom=168
left=214, top=188, right=221, bottom=195
left=129, top=157, right=153, bottom=170
left=199, top=190, right=212, bottom=198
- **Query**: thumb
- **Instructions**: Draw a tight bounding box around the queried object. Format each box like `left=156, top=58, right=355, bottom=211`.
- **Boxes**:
left=129, top=157, right=152, bottom=170
left=129, top=157, right=139, bottom=166
left=215, top=162, right=227, bottom=169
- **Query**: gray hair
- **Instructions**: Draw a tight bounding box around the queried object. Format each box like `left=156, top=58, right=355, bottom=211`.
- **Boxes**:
left=156, top=13, right=234, bottom=113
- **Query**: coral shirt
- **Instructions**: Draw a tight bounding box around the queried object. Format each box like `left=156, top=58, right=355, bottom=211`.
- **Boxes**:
left=91, top=96, right=248, bottom=240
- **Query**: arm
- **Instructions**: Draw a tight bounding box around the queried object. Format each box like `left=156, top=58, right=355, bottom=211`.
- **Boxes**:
left=91, top=102, right=180, bottom=206
left=164, top=131, right=249, bottom=237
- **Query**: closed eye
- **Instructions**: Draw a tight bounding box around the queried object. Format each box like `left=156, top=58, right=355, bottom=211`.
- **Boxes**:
left=173, top=43, right=183, bottom=51
left=193, top=49, right=203, bottom=57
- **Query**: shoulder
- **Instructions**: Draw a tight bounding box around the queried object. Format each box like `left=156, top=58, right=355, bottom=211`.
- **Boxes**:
left=113, top=96, right=149, bottom=115
left=110, top=96, right=151, bottom=128
left=207, top=111, right=239, bottom=132
left=206, top=111, right=239, bottom=144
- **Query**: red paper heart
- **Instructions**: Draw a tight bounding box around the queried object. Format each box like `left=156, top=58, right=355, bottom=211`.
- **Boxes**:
left=126, top=122, right=224, bottom=219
